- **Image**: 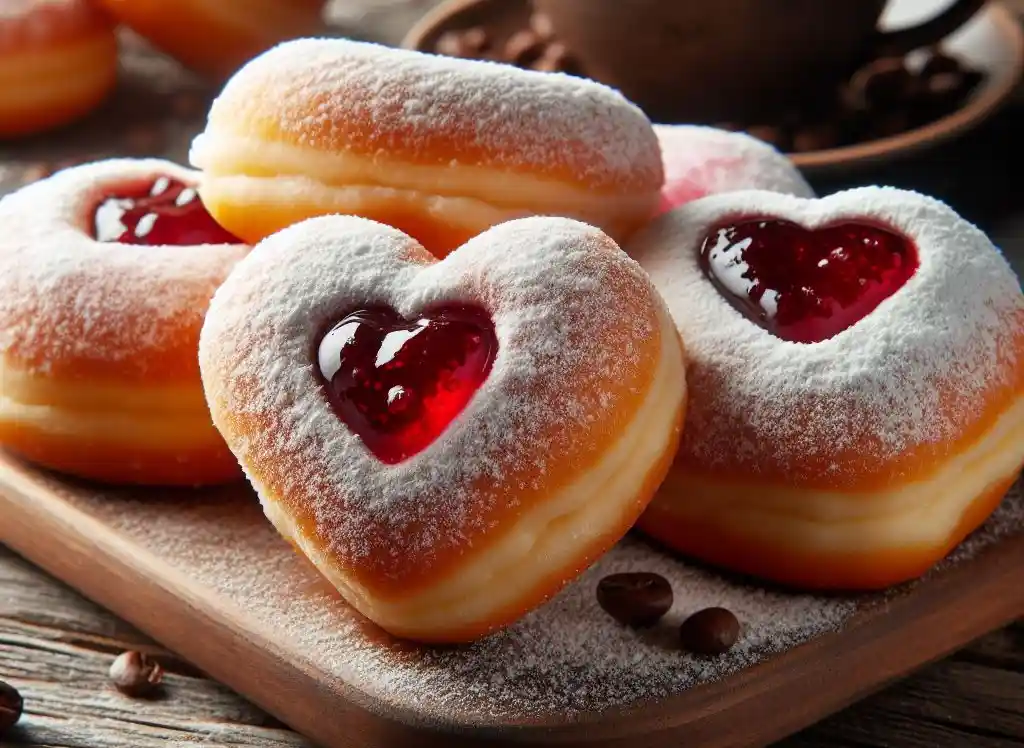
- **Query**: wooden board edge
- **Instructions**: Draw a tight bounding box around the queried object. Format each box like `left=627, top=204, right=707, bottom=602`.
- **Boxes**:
left=0, top=458, right=1022, bottom=747
left=0, top=464, right=448, bottom=748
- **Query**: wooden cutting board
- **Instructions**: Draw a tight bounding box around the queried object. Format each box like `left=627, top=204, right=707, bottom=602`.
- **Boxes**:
left=0, top=451, right=1020, bottom=748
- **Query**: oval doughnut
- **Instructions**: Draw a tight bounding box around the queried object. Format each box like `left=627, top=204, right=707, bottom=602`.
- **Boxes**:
left=630, top=187, right=1024, bottom=590
left=0, top=0, right=118, bottom=138
left=199, top=215, right=687, bottom=641
left=0, top=159, right=248, bottom=486
left=190, top=38, right=664, bottom=258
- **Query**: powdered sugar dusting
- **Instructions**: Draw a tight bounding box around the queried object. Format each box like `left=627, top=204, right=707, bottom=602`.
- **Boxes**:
left=0, top=159, right=247, bottom=381
left=655, top=125, right=814, bottom=206
left=24, top=463, right=1022, bottom=724
left=199, top=215, right=663, bottom=588
left=631, top=187, right=1024, bottom=484
left=196, top=38, right=662, bottom=190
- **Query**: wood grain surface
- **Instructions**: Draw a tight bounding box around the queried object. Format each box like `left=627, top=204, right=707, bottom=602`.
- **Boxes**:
left=0, top=1, right=1023, bottom=747
left=0, top=518, right=1022, bottom=748
left=0, top=442, right=1021, bottom=748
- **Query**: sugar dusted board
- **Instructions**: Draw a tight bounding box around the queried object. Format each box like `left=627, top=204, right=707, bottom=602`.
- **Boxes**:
left=0, top=452, right=1021, bottom=748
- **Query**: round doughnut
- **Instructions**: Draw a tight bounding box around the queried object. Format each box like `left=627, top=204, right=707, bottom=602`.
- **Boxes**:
left=654, top=125, right=814, bottom=215
left=629, top=187, right=1024, bottom=591
left=198, top=215, right=687, bottom=642
left=0, top=159, right=248, bottom=486
left=189, top=38, right=664, bottom=259
left=0, top=0, right=118, bottom=138
left=94, top=0, right=326, bottom=79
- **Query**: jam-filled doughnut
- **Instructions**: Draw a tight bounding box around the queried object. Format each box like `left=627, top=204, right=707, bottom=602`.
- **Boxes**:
left=94, top=0, right=326, bottom=79
left=0, top=159, right=247, bottom=486
left=630, top=187, right=1024, bottom=590
left=654, top=125, right=814, bottom=214
left=199, top=215, right=687, bottom=641
left=0, top=0, right=118, bottom=138
left=190, top=38, right=664, bottom=258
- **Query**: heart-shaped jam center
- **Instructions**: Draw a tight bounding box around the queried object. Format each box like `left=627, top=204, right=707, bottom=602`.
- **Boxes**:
left=317, top=305, right=498, bottom=464
left=94, top=176, right=241, bottom=246
left=699, top=218, right=918, bottom=343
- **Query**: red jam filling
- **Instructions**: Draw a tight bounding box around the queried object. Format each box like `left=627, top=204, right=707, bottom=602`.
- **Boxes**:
left=93, top=176, right=240, bottom=246
left=317, top=305, right=498, bottom=464
left=699, top=218, right=918, bottom=343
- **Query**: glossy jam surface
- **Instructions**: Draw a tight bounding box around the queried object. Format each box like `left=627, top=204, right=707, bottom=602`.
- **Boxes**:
left=94, top=176, right=241, bottom=246
left=700, top=219, right=918, bottom=343
left=317, top=305, right=498, bottom=464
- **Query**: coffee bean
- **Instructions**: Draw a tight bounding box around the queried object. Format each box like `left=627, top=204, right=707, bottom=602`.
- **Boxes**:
left=597, top=572, right=673, bottom=627
left=504, top=30, right=545, bottom=67
left=529, top=11, right=556, bottom=41
left=0, top=680, right=23, bottom=734
left=461, top=27, right=490, bottom=54
left=109, top=651, right=164, bottom=698
left=680, top=607, right=740, bottom=655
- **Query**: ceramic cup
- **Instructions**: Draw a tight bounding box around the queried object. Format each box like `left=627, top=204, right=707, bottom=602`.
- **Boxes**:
left=531, top=0, right=988, bottom=122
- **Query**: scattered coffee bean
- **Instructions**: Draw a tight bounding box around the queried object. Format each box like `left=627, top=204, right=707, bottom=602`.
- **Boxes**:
left=597, top=572, right=673, bottom=627
left=504, top=29, right=545, bottom=67
left=109, top=651, right=164, bottom=697
left=680, top=607, right=741, bottom=655
left=529, top=11, right=556, bottom=41
left=0, top=680, right=23, bottom=734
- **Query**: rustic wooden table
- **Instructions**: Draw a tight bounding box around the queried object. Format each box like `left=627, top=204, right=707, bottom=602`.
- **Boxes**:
left=1, top=2, right=1023, bottom=746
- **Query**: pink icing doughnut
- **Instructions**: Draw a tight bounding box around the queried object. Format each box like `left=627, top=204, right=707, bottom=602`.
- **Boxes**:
left=198, top=215, right=687, bottom=642
left=655, top=125, right=814, bottom=214
left=0, top=158, right=247, bottom=485
left=629, top=186, right=1024, bottom=590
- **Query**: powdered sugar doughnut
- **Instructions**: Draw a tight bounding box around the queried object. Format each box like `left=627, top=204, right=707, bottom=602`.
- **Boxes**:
left=655, top=125, right=814, bottom=214
left=629, top=187, right=1024, bottom=590
left=0, top=0, right=118, bottom=137
left=95, top=0, right=325, bottom=79
left=0, top=159, right=247, bottom=486
left=199, top=215, right=687, bottom=642
left=190, top=38, right=664, bottom=258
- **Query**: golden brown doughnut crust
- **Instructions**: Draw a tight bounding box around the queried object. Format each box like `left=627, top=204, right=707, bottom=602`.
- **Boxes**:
left=200, top=215, right=687, bottom=640
left=0, top=159, right=248, bottom=485
left=195, top=38, right=663, bottom=194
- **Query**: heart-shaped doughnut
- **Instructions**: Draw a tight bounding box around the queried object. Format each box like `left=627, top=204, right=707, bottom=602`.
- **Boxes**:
left=629, top=187, right=1024, bottom=590
left=653, top=125, right=814, bottom=215
left=199, top=215, right=687, bottom=642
